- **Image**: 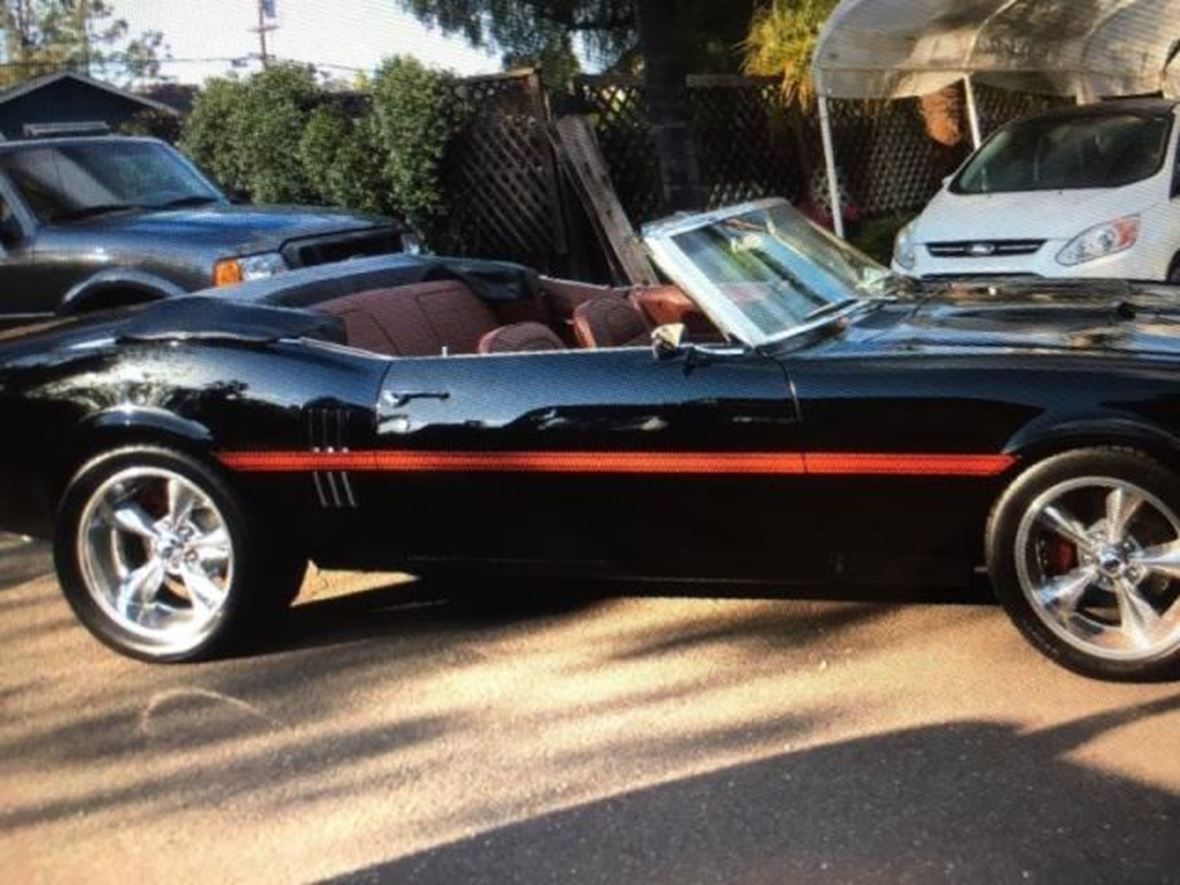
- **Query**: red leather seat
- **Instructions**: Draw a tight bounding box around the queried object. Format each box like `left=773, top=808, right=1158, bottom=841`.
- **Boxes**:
left=572, top=296, right=652, bottom=349
left=317, top=280, right=500, bottom=356
left=478, top=322, right=565, bottom=354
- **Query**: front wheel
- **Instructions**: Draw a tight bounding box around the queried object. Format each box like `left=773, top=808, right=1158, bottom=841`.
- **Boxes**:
left=987, top=448, right=1180, bottom=681
left=54, top=446, right=305, bottom=662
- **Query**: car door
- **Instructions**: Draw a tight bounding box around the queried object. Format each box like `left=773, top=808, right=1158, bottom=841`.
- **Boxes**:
left=350, top=345, right=829, bottom=582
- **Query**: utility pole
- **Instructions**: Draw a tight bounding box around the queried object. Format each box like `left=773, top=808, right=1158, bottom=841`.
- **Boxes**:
left=251, top=0, right=278, bottom=69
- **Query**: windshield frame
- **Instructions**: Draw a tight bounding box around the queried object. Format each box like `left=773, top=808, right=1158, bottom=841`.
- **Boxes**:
left=949, top=109, right=1176, bottom=196
left=643, top=197, right=888, bottom=348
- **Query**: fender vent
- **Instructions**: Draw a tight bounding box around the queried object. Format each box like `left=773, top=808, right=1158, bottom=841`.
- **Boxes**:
left=308, top=406, right=357, bottom=509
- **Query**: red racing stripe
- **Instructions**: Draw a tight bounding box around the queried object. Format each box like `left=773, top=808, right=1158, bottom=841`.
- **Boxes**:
left=215, top=449, right=1014, bottom=477
left=803, top=452, right=1016, bottom=476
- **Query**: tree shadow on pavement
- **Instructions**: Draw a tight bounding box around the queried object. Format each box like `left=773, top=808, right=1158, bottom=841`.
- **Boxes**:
left=0, top=538, right=50, bottom=593
left=252, top=569, right=991, bottom=660
left=328, top=696, right=1180, bottom=885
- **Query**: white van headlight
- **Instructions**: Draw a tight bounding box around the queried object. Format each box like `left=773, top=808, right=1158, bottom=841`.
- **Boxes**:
left=894, top=222, right=917, bottom=270
left=1056, top=216, right=1140, bottom=266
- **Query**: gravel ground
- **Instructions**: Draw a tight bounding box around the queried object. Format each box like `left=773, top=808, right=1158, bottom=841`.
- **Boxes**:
left=1, top=535, right=1177, bottom=884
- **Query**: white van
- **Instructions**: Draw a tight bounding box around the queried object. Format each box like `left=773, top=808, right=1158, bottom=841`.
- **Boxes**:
left=893, top=99, right=1180, bottom=283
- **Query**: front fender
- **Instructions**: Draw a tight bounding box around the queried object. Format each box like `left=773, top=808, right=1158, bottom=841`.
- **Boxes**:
left=1005, top=414, right=1180, bottom=473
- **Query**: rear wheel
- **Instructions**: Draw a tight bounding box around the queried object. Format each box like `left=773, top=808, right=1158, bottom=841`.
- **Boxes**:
left=1168, top=253, right=1180, bottom=283
left=987, top=448, right=1180, bottom=681
left=54, top=446, right=305, bottom=662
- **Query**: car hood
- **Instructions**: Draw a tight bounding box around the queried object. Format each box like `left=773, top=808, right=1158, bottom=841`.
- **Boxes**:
left=45, top=204, right=393, bottom=254
left=911, top=178, right=1162, bottom=243
left=814, top=283, right=1180, bottom=361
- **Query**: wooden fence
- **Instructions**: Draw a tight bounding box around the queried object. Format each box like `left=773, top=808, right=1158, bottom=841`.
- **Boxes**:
left=441, top=68, right=1072, bottom=277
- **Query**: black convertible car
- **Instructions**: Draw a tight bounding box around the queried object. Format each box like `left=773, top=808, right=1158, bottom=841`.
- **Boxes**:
left=2, top=198, right=1179, bottom=681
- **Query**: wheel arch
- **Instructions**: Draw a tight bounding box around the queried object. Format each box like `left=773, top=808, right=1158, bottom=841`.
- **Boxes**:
left=966, top=418, right=1180, bottom=562
left=1004, top=418, right=1180, bottom=476
left=48, top=407, right=217, bottom=508
left=60, top=270, right=185, bottom=314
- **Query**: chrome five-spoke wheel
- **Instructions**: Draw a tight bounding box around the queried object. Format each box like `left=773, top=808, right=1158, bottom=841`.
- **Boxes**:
left=76, top=466, right=234, bottom=655
left=1015, top=476, right=1180, bottom=663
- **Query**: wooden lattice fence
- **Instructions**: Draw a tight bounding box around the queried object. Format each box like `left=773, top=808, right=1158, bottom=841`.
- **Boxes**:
left=973, top=81, right=1075, bottom=138
left=802, top=96, right=968, bottom=218
left=573, top=74, right=808, bottom=223
left=444, top=70, right=568, bottom=272
left=689, top=75, right=809, bottom=212
left=439, top=68, right=1076, bottom=278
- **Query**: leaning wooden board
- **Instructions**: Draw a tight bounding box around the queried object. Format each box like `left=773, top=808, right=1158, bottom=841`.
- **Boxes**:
left=553, top=115, right=660, bottom=287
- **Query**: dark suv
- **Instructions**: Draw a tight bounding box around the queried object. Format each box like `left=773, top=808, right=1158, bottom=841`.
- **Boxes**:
left=0, top=136, right=406, bottom=325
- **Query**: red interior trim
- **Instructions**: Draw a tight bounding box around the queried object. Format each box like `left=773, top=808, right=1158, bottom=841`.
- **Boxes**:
left=215, top=450, right=1014, bottom=476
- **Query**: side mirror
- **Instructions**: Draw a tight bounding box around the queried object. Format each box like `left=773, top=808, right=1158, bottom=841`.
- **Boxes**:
left=651, top=323, right=687, bottom=361
left=225, top=187, right=251, bottom=205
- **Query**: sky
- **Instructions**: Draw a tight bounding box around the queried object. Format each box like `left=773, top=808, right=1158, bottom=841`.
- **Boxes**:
left=109, top=0, right=502, bottom=83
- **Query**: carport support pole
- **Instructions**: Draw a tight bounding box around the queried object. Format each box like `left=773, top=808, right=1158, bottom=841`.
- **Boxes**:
left=817, top=93, right=845, bottom=239
left=963, top=75, right=983, bottom=149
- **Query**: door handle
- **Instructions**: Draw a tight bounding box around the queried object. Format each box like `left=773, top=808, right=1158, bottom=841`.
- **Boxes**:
left=383, top=390, right=451, bottom=408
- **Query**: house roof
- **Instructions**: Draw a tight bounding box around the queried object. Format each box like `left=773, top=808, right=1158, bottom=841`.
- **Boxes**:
left=0, top=71, right=180, bottom=116
left=812, top=0, right=1180, bottom=101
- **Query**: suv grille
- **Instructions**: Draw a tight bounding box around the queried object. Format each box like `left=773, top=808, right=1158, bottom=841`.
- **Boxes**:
left=283, top=229, right=402, bottom=269
left=927, top=239, right=1045, bottom=258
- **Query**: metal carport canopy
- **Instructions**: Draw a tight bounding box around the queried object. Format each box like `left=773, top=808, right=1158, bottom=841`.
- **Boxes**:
left=809, top=0, right=1180, bottom=236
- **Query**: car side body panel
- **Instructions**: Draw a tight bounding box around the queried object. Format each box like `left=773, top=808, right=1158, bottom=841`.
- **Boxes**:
left=2, top=287, right=1180, bottom=592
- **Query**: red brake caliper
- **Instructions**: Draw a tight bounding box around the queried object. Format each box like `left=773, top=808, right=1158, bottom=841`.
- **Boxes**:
left=1047, top=537, right=1078, bottom=574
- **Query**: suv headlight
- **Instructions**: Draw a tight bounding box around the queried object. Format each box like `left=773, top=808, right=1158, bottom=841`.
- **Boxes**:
left=213, top=251, right=288, bottom=286
left=1056, top=216, right=1140, bottom=266
left=893, top=222, right=917, bottom=271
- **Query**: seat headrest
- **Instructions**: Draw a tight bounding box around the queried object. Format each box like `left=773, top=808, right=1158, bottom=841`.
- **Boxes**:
left=572, top=296, right=651, bottom=349
left=478, top=321, right=565, bottom=354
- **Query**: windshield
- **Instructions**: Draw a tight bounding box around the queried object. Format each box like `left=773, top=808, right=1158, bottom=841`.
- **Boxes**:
left=0, top=140, right=224, bottom=223
left=953, top=112, right=1172, bottom=194
left=660, top=201, right=893, bottom=343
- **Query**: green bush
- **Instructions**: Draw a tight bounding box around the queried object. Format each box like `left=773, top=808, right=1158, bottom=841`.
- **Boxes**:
left=850, top=212, right=916, bottom=266
left=179, top=57, right=473, bottom=242
left=181, top=64, right=322, bottom=204
left=299, top=106, right=391, bottom=216
left=370, top=56, right=470, bottom=246
left=179, top=77, right=250, bottom=194
left=119, top=108, right=182, bottom=143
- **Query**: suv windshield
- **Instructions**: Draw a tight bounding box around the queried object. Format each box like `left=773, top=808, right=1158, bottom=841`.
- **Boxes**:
left=0, top=140, right=224, bottom=223
left=953, top=112, right=1172, bottom=194
left=653, top=200, right=894, bottom=343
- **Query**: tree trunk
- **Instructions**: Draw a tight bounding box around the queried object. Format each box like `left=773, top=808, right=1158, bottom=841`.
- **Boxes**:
left=635, top=0, right=703, bottom=213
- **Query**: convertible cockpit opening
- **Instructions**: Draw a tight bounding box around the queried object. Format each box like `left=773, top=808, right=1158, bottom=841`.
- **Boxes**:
left=306, top=274, right=723, bottom=357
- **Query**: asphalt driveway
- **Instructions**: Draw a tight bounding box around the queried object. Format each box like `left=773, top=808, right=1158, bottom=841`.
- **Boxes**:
left=1, top=534, right=1177, bottom=883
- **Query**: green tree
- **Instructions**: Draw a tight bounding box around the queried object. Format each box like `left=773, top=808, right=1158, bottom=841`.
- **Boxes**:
left=741, top=0, right=837, bottom=103
left=1, top=0, right=167, bottom=86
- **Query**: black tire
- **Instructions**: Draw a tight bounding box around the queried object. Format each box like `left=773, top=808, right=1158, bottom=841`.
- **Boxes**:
left=986, top=447, right=1180, bottom=682
left=54, top=445, right=305, bottom=663
left=1168, top=254, right=1180, bottom=284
